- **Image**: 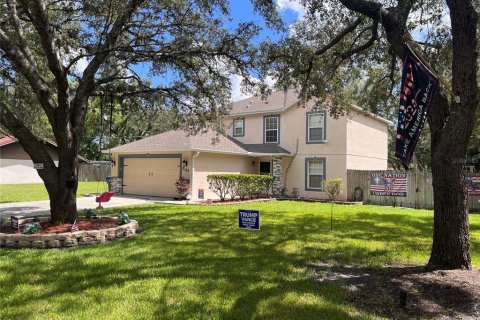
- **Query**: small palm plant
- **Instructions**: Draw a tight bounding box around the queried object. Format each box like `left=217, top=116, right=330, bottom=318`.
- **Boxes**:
left=322, top=178, right=343, bottom=232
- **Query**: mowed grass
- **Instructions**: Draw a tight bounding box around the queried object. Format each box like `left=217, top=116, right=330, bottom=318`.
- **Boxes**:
left=0, top=182, right=104, bottom=203
left=0, top=202, right=479, bottom=320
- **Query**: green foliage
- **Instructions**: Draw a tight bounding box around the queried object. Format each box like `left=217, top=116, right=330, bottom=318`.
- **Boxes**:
left=22, top=222, right=42, bottom=234
left=0, top=202, right=478, bottom=319
left=322, top=178, right=343, bottom=202
left=174, top=177, right=190, bottom=199
left=117, top=211, right=130, bottom=225
left=84, top=208, right=98, bottom=219
left=207, top=174, right=273, bottom=201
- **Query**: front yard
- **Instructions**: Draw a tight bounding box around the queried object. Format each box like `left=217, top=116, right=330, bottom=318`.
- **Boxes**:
left=0, top=202, right=479, bottom=319
left=0, top=182, right=102, bottom=203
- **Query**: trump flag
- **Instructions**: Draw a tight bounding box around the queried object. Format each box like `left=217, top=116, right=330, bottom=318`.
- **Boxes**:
left=395, top=44, right=438, bottom=169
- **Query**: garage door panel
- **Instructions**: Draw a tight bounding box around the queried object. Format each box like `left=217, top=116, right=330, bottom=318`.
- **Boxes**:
left=123, top=157, right=180, bottom=197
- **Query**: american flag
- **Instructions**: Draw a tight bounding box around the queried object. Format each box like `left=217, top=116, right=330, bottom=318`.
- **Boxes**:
left=466, top=176, right=480, bottom=196
left=71, top=220, right=79, bottom=232
left=370, top=173, right=407, bottom=197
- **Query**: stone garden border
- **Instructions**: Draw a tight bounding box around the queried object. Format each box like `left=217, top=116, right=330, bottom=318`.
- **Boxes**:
left=0, top=219, right=139, bottom=249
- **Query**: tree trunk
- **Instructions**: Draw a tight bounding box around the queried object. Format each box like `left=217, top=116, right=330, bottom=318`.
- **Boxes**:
left=427, top=91, right=474, bottom=270
left=49, top=183, right=78, bottom=224
left=429, top=151, right=471, bottom=269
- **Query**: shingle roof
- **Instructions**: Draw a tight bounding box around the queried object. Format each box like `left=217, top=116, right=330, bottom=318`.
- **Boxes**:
left=227, top=137, right=290, bottom=154
left=108, top=130, right=291, bottom=156
left=109, top=130, right=246, bottom=154
left=228, top=89, right=392, bottom=125
left=229, top=89, right=301, bottom=116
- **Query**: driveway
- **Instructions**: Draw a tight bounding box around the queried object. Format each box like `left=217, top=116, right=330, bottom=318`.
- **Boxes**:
left=0, top=195, right=159, bottom=218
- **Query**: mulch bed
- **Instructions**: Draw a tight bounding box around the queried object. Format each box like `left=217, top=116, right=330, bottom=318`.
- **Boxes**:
left=310, top=262, right=480, bottom=319
left=1, top=217, right=118, bottom=235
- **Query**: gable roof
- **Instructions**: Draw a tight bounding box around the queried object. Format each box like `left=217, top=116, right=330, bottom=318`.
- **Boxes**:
left=108, top=130, right=291, bottom=156
left=228, top=89, right=392, bottom=125
left=0, top=135, right=88, bottom=162
left=229, top=88, right=300, bottom=116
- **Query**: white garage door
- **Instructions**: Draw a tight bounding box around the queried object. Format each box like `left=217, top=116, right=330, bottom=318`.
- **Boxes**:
left=122, top=157, right=180, bottom=197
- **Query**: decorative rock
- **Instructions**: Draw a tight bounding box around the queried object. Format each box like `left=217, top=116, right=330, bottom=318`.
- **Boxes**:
left=32, top=241, right=46, bottom=249
left=48, top=240, right=61, bottom=248
left=5, top=240, right=17, bottom=248
left=63, top=238, right=78, bottom=247
left=18, top=240, right=32, bottom=248
left=0, top=219, right=139, bottom=249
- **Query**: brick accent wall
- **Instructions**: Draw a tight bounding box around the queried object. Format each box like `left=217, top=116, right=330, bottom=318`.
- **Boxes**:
left=272, top=156, right=282, bottom=195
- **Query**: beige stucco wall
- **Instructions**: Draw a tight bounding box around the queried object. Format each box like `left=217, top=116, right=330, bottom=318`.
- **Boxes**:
left=192, top=152, right=255, bottom=200
left=223, top=101, right=391, bottom=200
left=346, top=112, right=389, bottom=170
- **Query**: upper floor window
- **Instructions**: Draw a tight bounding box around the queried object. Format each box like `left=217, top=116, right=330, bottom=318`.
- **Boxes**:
left=233, top=118, right=244, bottom=137
left=307, top=112, right=326, bottom=143
left=264, top=115, right=279, bottom=143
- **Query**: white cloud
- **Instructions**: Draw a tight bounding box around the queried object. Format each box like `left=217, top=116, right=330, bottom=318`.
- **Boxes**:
left=75, top=57, right=90, bottom=73
left=277, top=0, right=306, bottom=18
left=230, top=74, right=251, bottom=102
left=230, top=74, right=278, bottom=102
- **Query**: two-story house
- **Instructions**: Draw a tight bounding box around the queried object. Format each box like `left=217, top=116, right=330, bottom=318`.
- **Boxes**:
left=107, top=89, right=390, bottom=200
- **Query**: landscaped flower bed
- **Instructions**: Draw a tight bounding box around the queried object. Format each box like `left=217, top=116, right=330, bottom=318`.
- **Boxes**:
left=0, top=217, right=139, bottom=249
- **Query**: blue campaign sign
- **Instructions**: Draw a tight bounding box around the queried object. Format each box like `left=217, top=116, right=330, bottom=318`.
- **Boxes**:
left=238, top=209, right=260, bottom=230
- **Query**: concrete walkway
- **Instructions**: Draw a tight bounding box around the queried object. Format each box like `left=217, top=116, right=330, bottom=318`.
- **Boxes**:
left=0, top=195, right=160, bottom=218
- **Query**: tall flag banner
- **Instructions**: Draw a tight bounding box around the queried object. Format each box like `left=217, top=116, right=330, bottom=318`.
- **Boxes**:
left=395, top=44, right=439, bottom=169
left=465, top=176, right=480, bottom=196
left=370, top=172, right=407, bottom=197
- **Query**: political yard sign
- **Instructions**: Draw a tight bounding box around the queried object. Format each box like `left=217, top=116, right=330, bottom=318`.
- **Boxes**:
left=238, top=209, right=260, bottom=230
left=395, top=44, right=439, bottom=169
left=370, top=172, right=408, bottom=197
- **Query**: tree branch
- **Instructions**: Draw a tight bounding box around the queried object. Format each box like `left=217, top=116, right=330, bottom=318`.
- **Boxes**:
left=25, top=0, right=69, bottom=109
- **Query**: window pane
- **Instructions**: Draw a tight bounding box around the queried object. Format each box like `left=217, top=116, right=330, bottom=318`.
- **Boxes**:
left=265, top=117, right=278, bottom=130
left=235, top=127, right=243, bottom=135
left=309, top=114, right=321, bottom=128
left=309, top=128, right=323, bottom=141
left=309, top=175, right=322, bottom=188
left=266, top=130, right=278, bottom=142
left=308, top=160, right=323, bottom=174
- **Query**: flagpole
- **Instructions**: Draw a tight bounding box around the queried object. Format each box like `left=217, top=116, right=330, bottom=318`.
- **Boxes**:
left=401, top=34, right=454, bottom=99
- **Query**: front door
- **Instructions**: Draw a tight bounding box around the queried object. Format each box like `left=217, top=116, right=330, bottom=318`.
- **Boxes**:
left=259, top=161, right=272, bottom=175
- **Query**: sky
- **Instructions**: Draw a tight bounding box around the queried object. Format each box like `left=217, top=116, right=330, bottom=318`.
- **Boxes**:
left=124, top=0, right=306, bottom=102
left=227, top=0, right=304, bottom=101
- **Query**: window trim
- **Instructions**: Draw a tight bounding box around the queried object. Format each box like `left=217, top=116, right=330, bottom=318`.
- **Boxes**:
left=306, top=111, right=327, bottom=144
left=233, top=118, right=245, bottom=137
left=263, top=115, right=280, bottom=144
left=304, top=157, right=326, bottom=191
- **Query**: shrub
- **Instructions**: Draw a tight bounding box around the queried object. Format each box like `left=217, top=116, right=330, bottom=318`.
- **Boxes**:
left=207, top=174, right=232, bottom=201
left=23, top=222, right=42, bottom=234
left=322, top=178, right=343, bottom=201
left=84, top=208, right=97, bottom=219
left=175, top=177, right=190, bottom=199
left=207, top=174, right=273, bottom=200
left=118, top=211, right=130, bottom=225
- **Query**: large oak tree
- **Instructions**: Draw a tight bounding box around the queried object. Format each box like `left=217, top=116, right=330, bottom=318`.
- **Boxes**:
left=260, top=0, right=478, bottom=269
left=0, top=0, right=277, bottom=224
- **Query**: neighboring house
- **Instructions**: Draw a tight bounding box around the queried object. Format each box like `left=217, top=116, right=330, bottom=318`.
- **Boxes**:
left=0, top=136, right=88, bottom=184
left=108, top=89, right=390, bottom=200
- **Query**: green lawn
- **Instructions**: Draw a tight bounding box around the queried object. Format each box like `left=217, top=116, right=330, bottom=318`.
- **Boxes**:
left=0, top=182, right=105, bottom=203
left=0, top=202, right=479, bottom=319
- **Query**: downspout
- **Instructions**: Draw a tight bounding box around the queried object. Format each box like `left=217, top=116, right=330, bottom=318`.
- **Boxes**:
left=190, top=152, right=200, bottom=200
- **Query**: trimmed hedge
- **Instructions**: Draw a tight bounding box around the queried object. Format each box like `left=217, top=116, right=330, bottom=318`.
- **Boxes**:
left=207, top=174, right=273, bottom=201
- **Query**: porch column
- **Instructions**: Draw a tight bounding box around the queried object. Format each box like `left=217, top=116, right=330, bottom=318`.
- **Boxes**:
left=272, top=156, right=282, bottom=195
